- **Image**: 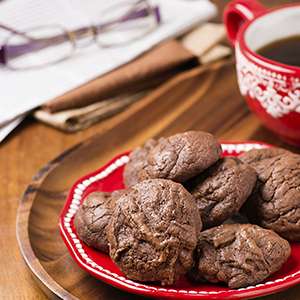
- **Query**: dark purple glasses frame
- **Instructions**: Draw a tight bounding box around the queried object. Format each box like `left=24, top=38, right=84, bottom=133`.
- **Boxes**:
left=0, top=0, right=161, bottom=69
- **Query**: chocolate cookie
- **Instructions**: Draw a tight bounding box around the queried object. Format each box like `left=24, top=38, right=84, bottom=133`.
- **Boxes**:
left=239, top=147, right=289, bottom=167
left=123, top=139, right=158, bottom=187
left=124, top=131, right=222, bottom=187
left=244, top=153, right=300, bottom=241
left=190, top=224, right=291, bottom=288
left=74, top=190, right=124, bottom=253
left=107, top=179, right=202, bottom=285
left=187, top=157, right=257, bottom=228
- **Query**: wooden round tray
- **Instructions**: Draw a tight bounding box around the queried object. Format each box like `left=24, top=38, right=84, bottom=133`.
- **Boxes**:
left=16, top=61, right=299, bottom=300
left=15, top=139, right=298, bottom=300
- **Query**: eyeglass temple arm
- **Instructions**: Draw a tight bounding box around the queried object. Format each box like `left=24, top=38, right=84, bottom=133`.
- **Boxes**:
left=0, top=23, right=32, bottom=38
left=0, top=33, right=69, bottom=62
left=120, top=5, right=160, bottom=24
left=95, top=5, right=160, bottom=32
left=0, top=23, right=36, bottom=64
left=0, top=46, right=5, bottom=64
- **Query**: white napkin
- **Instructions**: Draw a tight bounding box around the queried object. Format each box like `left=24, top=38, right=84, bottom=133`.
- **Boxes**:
left=0, top=0, right=216, bottom=141
left=0, top=116, right=24, bottom=143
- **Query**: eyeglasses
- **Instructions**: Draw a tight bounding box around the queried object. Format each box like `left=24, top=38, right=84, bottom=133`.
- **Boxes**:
left=0, top=0, right=161, bottom=70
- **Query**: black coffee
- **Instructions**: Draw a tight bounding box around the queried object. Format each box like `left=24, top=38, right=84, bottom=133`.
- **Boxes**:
left=257, top=35, right=300, bottom=67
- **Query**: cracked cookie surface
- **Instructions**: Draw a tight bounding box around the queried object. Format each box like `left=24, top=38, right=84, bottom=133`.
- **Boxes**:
left=187, top=157, right=257, bottom=228
left=74, top=190, right=124, bottom=253
left=123, top=139, right=158, bottom=187
left=244, top=153, right=300, bottom=241
left=124, top=131, right=221, bottom=187
left=239, top=147, right=289, bottom=167
left=190, top=224, right=290, bottom=288
left=107, top=179, right=202, bottom=285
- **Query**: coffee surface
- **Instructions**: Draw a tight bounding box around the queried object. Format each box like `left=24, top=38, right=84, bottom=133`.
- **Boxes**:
left=257, top=35, right=300, bottom=67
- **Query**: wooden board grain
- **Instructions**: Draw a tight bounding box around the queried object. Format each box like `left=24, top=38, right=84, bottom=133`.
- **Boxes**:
left=15, top=61, right=300, bottom=299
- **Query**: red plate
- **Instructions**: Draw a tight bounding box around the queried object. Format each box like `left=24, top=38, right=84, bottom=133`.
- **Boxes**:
left=59, top=141, right=300, bottom=299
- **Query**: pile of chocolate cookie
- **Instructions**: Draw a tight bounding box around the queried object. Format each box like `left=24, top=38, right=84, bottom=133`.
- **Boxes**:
left=74, top=131, right=297, bottom=289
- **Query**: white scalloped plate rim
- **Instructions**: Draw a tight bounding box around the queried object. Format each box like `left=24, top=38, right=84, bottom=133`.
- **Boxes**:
left=59, top=141, right=300, bottom=299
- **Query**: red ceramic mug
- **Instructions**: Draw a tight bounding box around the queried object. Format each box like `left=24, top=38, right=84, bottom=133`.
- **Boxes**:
left=224, top=0, right=300, bottom=146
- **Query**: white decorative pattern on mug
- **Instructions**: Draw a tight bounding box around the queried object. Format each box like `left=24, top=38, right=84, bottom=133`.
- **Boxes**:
left=236, top=45, right=300, bottom=118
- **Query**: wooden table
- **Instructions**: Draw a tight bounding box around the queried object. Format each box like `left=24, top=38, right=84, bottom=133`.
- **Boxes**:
left=1, top=1, right=299, bottom=299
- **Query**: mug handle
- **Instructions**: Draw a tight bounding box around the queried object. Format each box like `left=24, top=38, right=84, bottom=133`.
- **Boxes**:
left=223, top=0, right=267, bottom=45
